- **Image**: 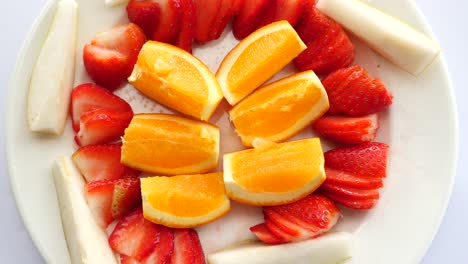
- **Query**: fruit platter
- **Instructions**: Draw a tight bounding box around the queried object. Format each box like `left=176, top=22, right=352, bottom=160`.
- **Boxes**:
left=6, top=0, right=457, bottom=263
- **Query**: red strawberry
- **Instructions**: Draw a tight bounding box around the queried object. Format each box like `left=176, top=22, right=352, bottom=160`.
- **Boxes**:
left=144, top=226, right=175, bottom=264
left=249, top=223, right=286, bottom=245
left=152, top=0, right=181, bottom=44
left=321, top=192, right=378, bottom=210
left=171, top=229, right=206, bottom=264
left=127, top=0, right=161, bottom=39
left=320, top=181, right=380, bottom=200
left=294, top=7, right=354, bottom=75
left=325, top=167, right=383, bottom=190
left=109, top=209, right=161, bottom=260
left=112, top=177, right=142, bottom=219
left=251, top=195, right=340, bottom=244
left=232, top=0, right=273, bottom=40
left=85, top=180, right=115, bottom=227
left=72, top=144, right=139, bottom=182
left=325, top=142, right=389, bottom=178
left=209, top=0, right=244, bottom=41
left=74, top=109, right=133, bottom=146
left=83, top=23, right=146, bottom=91
left=176, top=0, right=197, bottom=52
left=70, top=83, right=132, bottom=132
left=313, top=114, right=379, bottom=145
left=121, top=226, right=175, bottom=264
left=260, top=0, right=306, bottom=28
left=322, top=65, right=393, bottom=115
left=194, top=0, right=221, bottom=43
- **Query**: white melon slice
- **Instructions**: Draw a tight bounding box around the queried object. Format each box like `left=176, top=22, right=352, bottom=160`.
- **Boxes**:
left=207, top=232, right=353, bottom=264
left=27, top=0, right=78, bottom=135
left=52, top=157, right=118, bottom=264
left=316, top=0, right=441, bottom=76
left=105, top=0, right=130, bottom=7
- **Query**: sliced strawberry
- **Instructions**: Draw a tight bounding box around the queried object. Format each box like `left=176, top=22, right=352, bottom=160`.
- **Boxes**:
left=232, top=0, right=272, bottom=40
left=322, top=65, right=393, bottom=115
left=209, top=0, right=240, bottom=41
left=121, top=255, right=140, bottom=264
left=325, top=167, right=383, bottom=190
left=144, top=226, right=175, bottom=264
left=72, top=144, right=139, bottom=182
left=112, top=177, right=142, bottom=219
left=272, top=0, right=307, bottom=27
left=176, top=0, right=197, bottom=52
left=109, top=209, right=161, bottom=260
left=85, top=180, right=115, bottom=228
left=325, top=142, right=389, bottom=178
left=267, top=195, right=340, bottom=235
left=313, top=114, right=379, bottom=145
left=171, top=229, right=205, bottom=264
left=152, top=0, right=181, bottom=44
left=70, top=83, right=133, bottom=132
left=83, top=23, right=146, bottom=90
left=126, top=0, right=161, bottom=39
left=294, top=7, right=354, bottom=75
left=320, top=181, right=380, bottom=200
left=264, top=217, right=298, bottom=242
left=263, top=208, right=310, bottom=238
left=249, top=223, right=286, bottom=245
left=74, top=109, right=133, bottom=146
left=194, top=0, right=221, bottom=43
left=322, top=192, right=378, bottom=210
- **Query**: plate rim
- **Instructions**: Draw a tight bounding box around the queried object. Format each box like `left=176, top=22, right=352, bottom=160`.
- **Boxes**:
left=5, top=0, right=459, bottom=263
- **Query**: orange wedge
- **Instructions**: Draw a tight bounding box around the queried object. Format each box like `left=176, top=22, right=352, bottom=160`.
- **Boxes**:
left=223, top=138, right=325, bottom=206
left=121, top=114, right=219, bottom=175
left=128, top=41, right=223, bottom=121
left=216, top=21, right=306, bottom=105
left=229, top=70, right=329, bottom=146
left=141, top=172, right=230, bottom=228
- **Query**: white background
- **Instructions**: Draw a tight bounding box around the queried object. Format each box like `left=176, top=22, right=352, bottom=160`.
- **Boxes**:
left=0, top=0, right=466, bottom=263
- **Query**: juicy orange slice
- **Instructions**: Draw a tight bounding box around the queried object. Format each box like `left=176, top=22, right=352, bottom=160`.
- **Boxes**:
left=128, top=41, right=223, bottom=121
left=223, top=138, right=325, bottom=206
left=141, top=172, right=230, bottom=228
left=216, top=21, right=306, bottom=105
left=229, top=70, right=329, bottom=146
left=121, top=114, right=219, bottom=175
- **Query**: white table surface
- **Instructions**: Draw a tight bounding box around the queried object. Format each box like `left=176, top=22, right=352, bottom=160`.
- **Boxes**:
left=0, top=0, right=466, bottom=263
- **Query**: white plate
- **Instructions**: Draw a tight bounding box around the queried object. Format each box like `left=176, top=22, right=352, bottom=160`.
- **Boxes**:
left=6, top=0, right=458, bottom=263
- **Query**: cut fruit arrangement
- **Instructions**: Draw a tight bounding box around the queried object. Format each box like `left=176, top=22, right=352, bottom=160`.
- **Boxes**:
left=27, top=0, right=441, bottom=263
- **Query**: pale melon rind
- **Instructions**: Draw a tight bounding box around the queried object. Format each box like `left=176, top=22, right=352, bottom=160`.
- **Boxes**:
left=52, top=157, right=118, bottom=264
left=317, top=0, right=441, bottom=76
left=27, top=0, right=78, bottom=135
left=207, top=232, right=353, bottom=264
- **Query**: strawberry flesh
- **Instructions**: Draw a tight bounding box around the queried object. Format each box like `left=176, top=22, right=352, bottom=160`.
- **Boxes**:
left=83, top=23, right=146, bottom=90
left=322, top=192, right=378, bottom=210
left=70, top=83, right=133, bottom=132
left=232, top=0, right=272, bottom=40
left=112, top=177, right=142, bottom=219
left=127, top=0, right=161, bottom=39
left=72, top=144, right=139, bottom=182
left=85, top=180, right=115, bottom=228
left=249, top=223, right=286, bottom=245
left=325, top=167, right=383, bottom=190
left=171, top=229, right=205, bottom=264
left=152, top=0, right=181, bottom=44
left=75, top=109, right=133, bottom=147
left=176, top=0, right=197, bottom=52
left=322, top=65, right=393, bottom=115
left=325, top=142, right=389, bottom=178
left=195, top=0, right=222, bottom=43
left=313, top=114, right=379, bottom=145
left=320, top=181, right=380, bottom=200
left=109, top=209, right=161, bottom=260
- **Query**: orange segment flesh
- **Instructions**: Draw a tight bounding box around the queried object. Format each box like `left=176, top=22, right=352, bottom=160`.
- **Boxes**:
left=128, top=41, right=223, bottom=121
left=121, top=114, right=219, bottom=175
left=141, top=172, right=230, bottom=228
left=229, top=70, right=329, bottom=146
left=223, top=138, right=326, bottom=206
left=216, top=21, right=307, bottom=105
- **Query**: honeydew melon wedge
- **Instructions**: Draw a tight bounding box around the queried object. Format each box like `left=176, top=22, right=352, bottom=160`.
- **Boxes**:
left=27, top=0, right=78, bottom=135
left=52, top=157, right=118, bottom=264
left=207, top=232, right=353, bottom=264
left=105, top=0, right=130, bottom=7
left=316, top=0, right=441, bottom=76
